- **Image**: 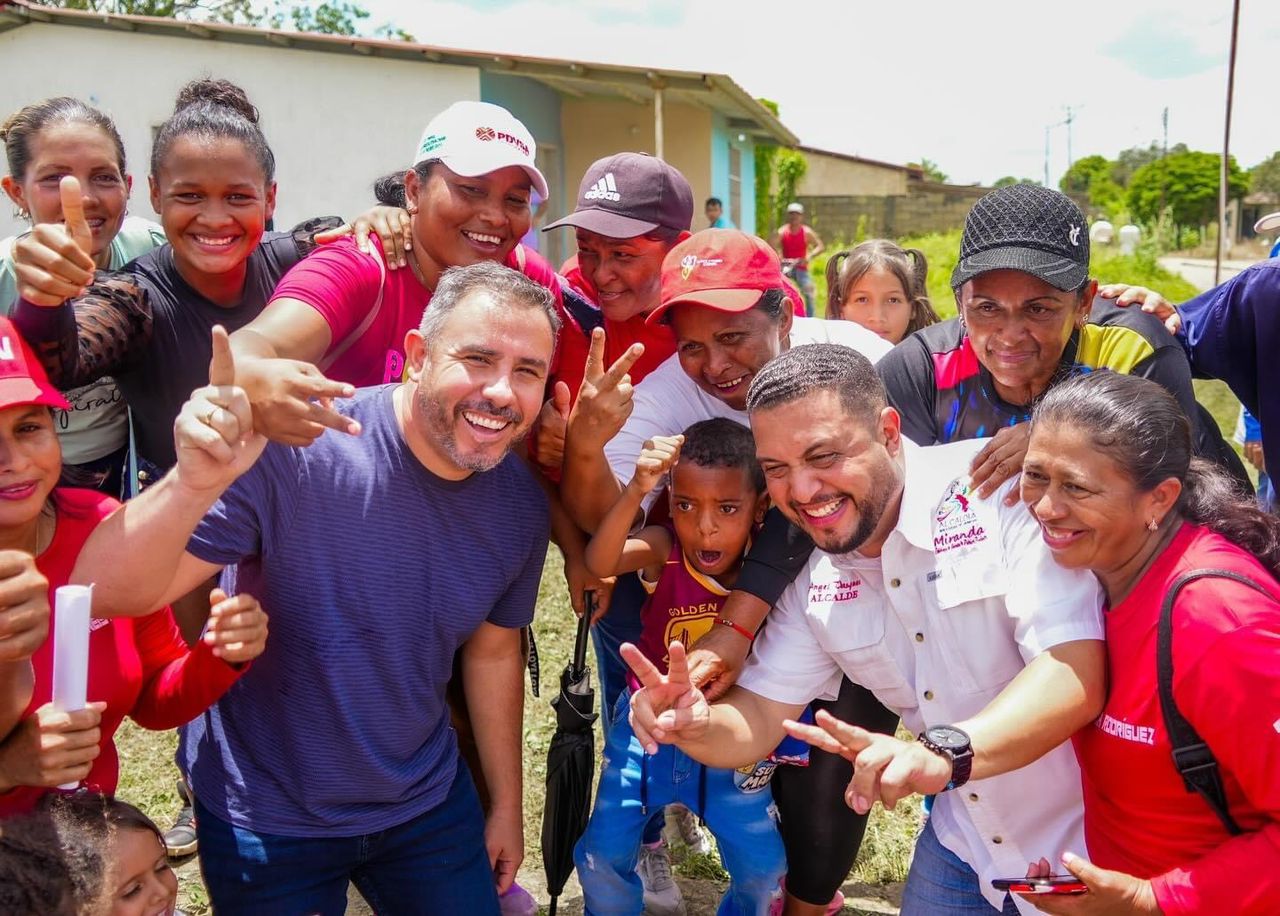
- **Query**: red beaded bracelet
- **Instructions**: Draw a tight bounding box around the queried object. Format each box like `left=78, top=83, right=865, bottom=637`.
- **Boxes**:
left=716, top=617, right=755, bottom=641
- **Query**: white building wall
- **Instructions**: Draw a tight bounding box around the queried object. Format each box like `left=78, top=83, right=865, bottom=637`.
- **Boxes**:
left=0, top=23, right=481, bottom=238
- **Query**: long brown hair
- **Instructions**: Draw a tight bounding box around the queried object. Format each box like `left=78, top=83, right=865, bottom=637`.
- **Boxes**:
left=824, top=238, right=938, bottom=336
left=1032, top=372, right=1280, bottom=577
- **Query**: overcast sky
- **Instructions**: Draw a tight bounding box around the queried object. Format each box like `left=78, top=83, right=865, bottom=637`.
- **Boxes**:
left=360, top=0, right=1278, bottom=186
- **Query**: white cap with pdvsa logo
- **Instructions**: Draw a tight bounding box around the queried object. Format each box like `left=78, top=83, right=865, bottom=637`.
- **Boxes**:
left=412, top=101, right=548, bottom=198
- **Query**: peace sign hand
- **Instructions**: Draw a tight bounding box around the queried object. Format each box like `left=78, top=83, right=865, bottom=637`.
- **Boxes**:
left=173, top=326, right=267, bottom=496
left=622, top=640, right=710, bottom=754
left=567, top=328, right=644, bottom=450
left=783, top=710, right=951, bottom=813
left=11, top=176, right=97, bottom=306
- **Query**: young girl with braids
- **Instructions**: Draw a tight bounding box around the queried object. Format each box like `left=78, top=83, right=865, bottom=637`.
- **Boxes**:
left=824, top=238, right=938, bottom=344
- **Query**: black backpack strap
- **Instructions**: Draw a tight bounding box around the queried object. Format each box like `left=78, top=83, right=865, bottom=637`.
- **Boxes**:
left=1158, top=568, right=1269, bottom=836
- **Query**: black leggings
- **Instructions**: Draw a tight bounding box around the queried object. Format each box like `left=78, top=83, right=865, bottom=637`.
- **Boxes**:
left=771, top=675, right=900, bottom=905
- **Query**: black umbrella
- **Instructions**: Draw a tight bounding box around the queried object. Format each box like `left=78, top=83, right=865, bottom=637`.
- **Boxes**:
left=541, top=595, right=599, bottom=915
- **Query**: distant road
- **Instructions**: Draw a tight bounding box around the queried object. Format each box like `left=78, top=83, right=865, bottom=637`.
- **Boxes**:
left=1158, top=257, right=1253, bottom=294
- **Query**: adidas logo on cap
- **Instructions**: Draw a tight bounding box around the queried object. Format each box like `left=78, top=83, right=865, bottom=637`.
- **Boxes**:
left=583, top=172, right=621, bottom=203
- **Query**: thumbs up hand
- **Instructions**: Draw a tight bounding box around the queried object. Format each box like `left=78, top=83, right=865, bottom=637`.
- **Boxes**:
left=173, top=326, right=267, bottom=495
left=11, top=176, right=98, bottom=306
left=532, top=381, right=573, bottom=469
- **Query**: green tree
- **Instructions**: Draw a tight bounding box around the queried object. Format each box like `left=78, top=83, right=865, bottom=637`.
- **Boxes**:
left=773, top=149, right=808, bottom=223
left=910, top=158, right=948, bottom=183
left=1113, top=141, right=1189, bottom=187
left=38, top=0, right=413, bottom=38
left=1251, top=151, right=1280, bottom=198
left=1058, top=155, right=1124, bottom=217
left=1059, top=155, right=1112, bottom=195
left=751, top=99, right=809, bottom=232
left=1127, top=150, right=1248, bottom=232
left=754, top=99, right=780, bottom=235
left=992, top=176, right=1039, bottom=189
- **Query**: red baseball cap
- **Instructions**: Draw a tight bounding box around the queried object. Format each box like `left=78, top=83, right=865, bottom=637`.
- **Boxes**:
left=0, top=317, right=70, bottom=411
left=647, top=229, right=786, bottom=325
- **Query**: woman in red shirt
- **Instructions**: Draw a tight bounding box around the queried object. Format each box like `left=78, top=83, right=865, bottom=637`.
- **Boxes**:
left=1019, top=371, right=1280, bottom=915
left=0, top=318, right=267, bottom=815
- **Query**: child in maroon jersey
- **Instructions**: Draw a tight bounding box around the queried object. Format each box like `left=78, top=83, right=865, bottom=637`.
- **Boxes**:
left=578, top=417, right=786, bottom=915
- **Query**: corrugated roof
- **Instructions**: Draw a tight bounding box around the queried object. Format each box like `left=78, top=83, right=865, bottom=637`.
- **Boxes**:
left=0, top=0, right=798, bottom=145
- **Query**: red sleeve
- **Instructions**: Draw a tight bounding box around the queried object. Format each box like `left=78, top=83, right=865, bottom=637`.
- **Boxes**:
left=126, top=606, right=245, bottom=731
left=1151, top=621, right=1280, bottom=915
left=268, top=237, right=383, bottom=355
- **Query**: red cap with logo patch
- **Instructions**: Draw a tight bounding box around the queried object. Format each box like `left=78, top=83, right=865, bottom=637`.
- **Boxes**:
left=0, top=317, right=70, bottom=411
left=647, top=229, right=786, bottom=325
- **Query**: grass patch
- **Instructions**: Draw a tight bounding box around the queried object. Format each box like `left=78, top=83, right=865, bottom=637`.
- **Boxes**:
left=115, top=545, right=923, bottom=912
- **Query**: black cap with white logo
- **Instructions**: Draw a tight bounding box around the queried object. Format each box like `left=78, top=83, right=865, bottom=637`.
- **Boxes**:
left=545, top=152, right=694, bottom=239
left=950, top=184, right=1090, bottom=292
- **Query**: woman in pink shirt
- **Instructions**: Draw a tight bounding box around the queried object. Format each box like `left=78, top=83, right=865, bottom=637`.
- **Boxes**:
left=228, top=101, right=565, bottom=447
left=1020, top=371, right=1280, bottom=916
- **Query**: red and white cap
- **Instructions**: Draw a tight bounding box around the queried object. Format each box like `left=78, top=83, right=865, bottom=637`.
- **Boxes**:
left=0, top=316, right=69, bottom=411
left=647, top=229, right=787, bottom=325
left=412, top=101, right=548, bottom=198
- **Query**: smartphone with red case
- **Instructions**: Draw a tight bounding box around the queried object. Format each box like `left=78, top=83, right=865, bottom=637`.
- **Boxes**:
left=991, top=876, right=1088, bottom=895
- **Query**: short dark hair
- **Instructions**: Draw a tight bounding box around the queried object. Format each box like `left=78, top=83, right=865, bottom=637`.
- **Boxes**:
left=678, top=417, right=764, bottom=492
left=705, top=197, right=723, bottom=208
left=422, top=261, right=560, bottom=342
left=746, top=343, right=886, bottom=428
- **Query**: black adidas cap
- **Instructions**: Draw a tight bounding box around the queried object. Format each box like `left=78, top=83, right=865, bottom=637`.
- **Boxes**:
left=951, top=184, right=1090, bottom=292
left=545, top=152, right=694, bottom=239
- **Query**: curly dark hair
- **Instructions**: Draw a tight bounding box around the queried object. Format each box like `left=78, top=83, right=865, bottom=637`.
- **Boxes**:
left=679, top=417, right=764, bottom=492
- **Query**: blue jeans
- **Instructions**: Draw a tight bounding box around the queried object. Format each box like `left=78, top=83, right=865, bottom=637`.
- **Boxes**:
left=194, top=759, right=499, bottom=915
left=574, top=692, right=785, bottom=916
left=791, top=267, right=816, bottom=316
left=901, top=820, right=1019, bottom=915
left=591, top=572, right=663, bottom=845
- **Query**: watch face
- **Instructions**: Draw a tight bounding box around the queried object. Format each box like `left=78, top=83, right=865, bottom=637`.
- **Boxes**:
left=927, top=725, right=970, bottom=750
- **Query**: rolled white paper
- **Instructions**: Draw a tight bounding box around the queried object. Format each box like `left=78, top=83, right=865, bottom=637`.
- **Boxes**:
left=52, top=584, right=92, bottom=790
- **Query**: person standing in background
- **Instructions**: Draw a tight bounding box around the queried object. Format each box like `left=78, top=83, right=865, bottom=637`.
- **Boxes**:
left=773, top=202, right=823, bottom=316
left=705, top=196, right=733, bottom=229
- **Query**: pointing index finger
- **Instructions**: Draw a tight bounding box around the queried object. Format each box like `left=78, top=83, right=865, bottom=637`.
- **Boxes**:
left=208, top=325, right=236, bottom=388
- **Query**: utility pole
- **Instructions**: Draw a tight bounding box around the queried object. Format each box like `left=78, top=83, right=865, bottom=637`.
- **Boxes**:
left=1216, top=0, right=1241, bottom=285
left=1063, top=105, right=1082, bottom=170
left=1044, top=115, right=1068, bottom=187
left=1064, top=106, right=1075, bottom=170
left=1160, top=107, right=1169, bottom=218
left=1044, top=125, right=1051, bottom=187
